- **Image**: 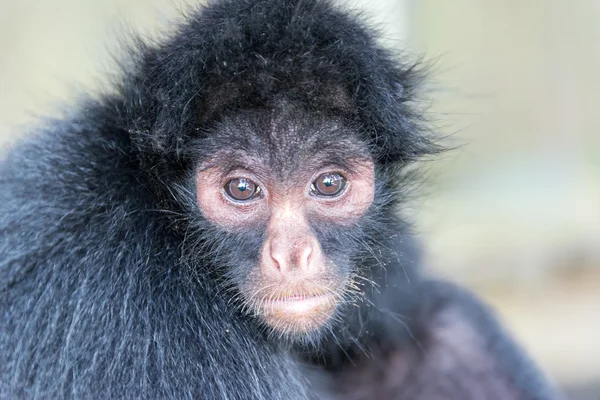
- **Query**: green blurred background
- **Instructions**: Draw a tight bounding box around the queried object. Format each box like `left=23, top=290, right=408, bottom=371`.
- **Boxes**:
left=1, top=0, right=598, bottom=397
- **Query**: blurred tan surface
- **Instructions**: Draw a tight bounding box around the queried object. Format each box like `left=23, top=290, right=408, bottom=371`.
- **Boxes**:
left=0, top=0, right=598, bottom=394
left=411, top=0, right=600, bottom=390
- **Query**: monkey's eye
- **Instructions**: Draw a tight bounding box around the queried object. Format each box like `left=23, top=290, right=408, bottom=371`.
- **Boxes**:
left=224, top=178, right=261, bottom=201
left=311, top=173, right=346, bottom=197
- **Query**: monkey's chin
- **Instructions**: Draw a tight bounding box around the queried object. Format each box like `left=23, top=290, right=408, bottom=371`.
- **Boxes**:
left=260, top=294, right=337, bottom=337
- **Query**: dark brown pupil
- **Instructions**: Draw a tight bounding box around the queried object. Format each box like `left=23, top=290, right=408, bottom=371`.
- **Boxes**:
left=226, top=178, right=257, bottom=200
left=314, top=173, right=345, bottom=196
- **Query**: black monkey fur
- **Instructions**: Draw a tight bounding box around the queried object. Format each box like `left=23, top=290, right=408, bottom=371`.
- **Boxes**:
left=1, top=0, right=561, bottom=399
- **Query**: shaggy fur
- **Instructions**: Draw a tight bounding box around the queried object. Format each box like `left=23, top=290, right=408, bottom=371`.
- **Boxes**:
left=1, top=0, right=560, bottom=399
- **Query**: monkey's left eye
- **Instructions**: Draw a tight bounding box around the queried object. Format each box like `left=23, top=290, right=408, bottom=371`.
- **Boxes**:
left=311, top=173, right=347, bottom=197
left=224, top=178, right=261, bottom=201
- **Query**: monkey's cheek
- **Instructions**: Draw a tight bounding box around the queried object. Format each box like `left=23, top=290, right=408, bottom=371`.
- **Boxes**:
left=261, top=295, right=337, bottom=334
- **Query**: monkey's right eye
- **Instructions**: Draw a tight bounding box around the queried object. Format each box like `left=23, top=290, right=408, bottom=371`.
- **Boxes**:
left=224, top=178, right=261, bottom=201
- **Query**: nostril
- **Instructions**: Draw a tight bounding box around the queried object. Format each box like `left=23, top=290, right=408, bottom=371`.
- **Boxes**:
left=261, top=238, right=285, bottom=274
left=271, top=252, right=282, bottom=271
left=299, top=244, right=313, bottom=270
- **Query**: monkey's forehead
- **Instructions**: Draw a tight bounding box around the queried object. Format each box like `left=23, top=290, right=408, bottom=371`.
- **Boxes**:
left=189, top=104, right=372, bottom=175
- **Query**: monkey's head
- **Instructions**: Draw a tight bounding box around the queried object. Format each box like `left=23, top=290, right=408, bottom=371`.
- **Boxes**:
left=192, top=104, right=379, bottom=339
left=122, top=0, right=436, bottom=342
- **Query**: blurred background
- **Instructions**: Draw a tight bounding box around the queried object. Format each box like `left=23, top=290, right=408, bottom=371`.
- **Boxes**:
left=0, top=0, right=598, bottom=398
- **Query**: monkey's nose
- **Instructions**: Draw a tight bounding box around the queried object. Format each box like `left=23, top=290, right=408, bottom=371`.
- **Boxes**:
left=262, top=236, right=317, bottom=275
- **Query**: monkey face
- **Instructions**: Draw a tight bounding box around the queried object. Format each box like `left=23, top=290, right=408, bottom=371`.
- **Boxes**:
left=192, top=105, right=379, bottom=341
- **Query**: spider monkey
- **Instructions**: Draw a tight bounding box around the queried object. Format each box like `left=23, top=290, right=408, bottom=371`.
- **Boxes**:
left=0, top=0, right=561, bottom=399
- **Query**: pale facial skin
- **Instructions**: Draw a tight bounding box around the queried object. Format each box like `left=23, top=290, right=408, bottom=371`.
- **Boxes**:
left=196, top=157, right=375, bottom=335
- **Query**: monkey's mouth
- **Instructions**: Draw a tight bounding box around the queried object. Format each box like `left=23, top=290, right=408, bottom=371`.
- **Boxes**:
left=256, top=292, right=338, bottom=334
left=267, top=293, right=335, bottom=313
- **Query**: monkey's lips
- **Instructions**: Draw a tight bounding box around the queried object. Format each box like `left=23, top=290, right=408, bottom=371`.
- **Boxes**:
left=269, top=294, right=334, bottom=313
left=259, top=293, right=338, bottom=334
